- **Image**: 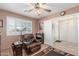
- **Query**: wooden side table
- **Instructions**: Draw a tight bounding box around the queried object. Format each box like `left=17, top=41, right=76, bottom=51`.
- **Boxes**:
left=11, top=42, right=23, bottom=56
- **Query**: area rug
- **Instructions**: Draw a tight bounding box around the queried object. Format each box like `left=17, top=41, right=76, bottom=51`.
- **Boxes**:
left=45, top=50, right=64, bottom=56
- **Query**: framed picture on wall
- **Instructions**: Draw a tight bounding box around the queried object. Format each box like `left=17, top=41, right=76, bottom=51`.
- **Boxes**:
left=0, top=20, right=3, bottom=27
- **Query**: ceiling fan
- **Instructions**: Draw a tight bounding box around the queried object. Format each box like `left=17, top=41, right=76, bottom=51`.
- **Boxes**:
left=24, top=3, right=52, bottom=16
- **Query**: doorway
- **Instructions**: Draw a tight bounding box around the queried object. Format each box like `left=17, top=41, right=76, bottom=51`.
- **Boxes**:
left=58, top=17, right=78, bottom=43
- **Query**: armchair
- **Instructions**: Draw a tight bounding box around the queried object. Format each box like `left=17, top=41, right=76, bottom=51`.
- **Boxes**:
left=23, top=34, right=41, bottom=55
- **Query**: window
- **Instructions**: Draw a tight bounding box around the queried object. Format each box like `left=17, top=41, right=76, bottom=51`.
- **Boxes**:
left=6, top=16, right=32, bottom=36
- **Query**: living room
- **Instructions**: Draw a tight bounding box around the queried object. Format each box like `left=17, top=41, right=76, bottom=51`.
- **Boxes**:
left=0, top=3, right=79, bottom=56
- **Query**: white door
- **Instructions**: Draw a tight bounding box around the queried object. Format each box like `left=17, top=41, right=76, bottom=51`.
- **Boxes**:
left=44, top=20, right=54, bottom=46
left=59, top=18, right=77, bottom=43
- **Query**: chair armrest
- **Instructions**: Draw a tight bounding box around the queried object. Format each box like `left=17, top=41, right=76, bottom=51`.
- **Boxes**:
left=33, top=39, right=40, bottom=42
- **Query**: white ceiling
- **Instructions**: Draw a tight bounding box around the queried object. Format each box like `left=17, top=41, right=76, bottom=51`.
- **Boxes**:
left=0, top=3, right=79, bottom=19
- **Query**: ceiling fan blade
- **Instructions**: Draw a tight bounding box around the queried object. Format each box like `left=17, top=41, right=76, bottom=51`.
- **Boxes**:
left=24, top=9, right=33, bottom=12
left=42, top=3, right=46, bottom=5
left=30, top=3, right=35, bottom=8
left=42, top=8, right=51, bottom=12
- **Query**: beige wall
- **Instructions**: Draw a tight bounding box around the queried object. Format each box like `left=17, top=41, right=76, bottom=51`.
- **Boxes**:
left=0, top=9, right=39, bottom=51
